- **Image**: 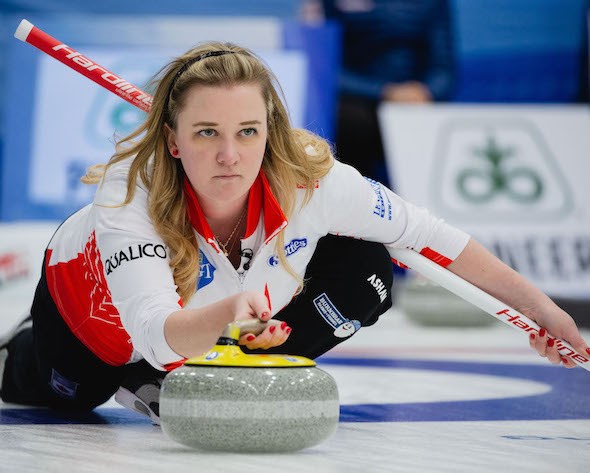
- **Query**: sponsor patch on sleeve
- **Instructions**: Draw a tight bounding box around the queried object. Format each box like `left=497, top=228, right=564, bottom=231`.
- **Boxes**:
left=365, top=177, right=393, bottom=221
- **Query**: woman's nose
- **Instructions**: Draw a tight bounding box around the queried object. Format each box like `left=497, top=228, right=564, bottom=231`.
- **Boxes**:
left=216, top=138, right=239, bottom=166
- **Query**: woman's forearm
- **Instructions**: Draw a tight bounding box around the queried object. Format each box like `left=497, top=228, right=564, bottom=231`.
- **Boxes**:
left=163, top=297, right=236, bottom=359
left=162, top=291, right=273, bottom=359
left=447, top=238, right=554, bottom=314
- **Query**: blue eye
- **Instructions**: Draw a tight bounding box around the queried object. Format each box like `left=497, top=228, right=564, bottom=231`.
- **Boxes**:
left=241, top=128, right=257, bottom=136
left=199, top=129, right=216, bottom=137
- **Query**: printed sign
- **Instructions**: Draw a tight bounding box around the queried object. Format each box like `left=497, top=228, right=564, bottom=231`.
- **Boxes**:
left=379, top=104, right=590, bottom=298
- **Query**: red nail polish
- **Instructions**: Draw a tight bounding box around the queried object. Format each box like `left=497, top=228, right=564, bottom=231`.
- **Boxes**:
left=246, top=334, right=255, bottom=341
left=269, top=325, right=276, bottom=334
left=280, top=321, right=287, bottom=330
left=547, top=338, right=554, bottom=348
left=530, top=333, right=536, bottom=340
left=586, top=348, right=590, bottom=355
left=539, top=328, right=546, bottom=337
left=561, top=357, right=569, bottom=364
left=286, top=327, right=292, bottom=334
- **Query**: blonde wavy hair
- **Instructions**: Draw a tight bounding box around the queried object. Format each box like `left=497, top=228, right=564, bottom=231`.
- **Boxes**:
left=84, top=42, right=334, bottom=303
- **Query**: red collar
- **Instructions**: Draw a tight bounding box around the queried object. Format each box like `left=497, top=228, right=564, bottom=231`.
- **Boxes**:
left=183, top=170, right=288, bottom=251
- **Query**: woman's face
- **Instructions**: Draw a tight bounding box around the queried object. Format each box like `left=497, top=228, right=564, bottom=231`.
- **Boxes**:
left=166, top=83, right=268, bottom=212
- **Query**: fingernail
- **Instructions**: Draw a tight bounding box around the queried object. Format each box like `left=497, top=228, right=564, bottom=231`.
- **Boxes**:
left=586, top=348, right=590, bottom=355
left=286, top=327, right=292, bottom=334
left=561, top=357, right=569, bottom=364
left=246, top=334, right=255, bottom=341
left=530, top=333, right=536, bottom=340
left=269, top=325, right=276, bottom=334
left=262, top=311, right=270, bottom=320
left=280, top=321, right=287, bottom=330
left=547, top=338, right=554, bottom=348
left=539, top=328, right=546, bottom=337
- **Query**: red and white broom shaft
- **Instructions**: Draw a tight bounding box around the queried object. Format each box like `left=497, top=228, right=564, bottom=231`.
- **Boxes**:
left=392, top=248, right=589, bottom=371
left=14, top=18, right=590, bottom=372
left=14, top=19, right=153, bottom=113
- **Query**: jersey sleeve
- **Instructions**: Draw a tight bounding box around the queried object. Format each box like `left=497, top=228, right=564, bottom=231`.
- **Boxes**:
left=318, top=160, right=470, bottom=265
left=92, top=161, right=184, bottom=369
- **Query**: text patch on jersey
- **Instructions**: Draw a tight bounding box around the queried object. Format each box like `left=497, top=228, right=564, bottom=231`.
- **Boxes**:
left=365, top=177, right=392, bottom=221
left=313, top=292, right=361, bottom=338
left=104, top=243, right=167, bottom=275
left=49, top=369, right=79, bottom=399
left=367, top=273, right=388, bottom=303
left=198, top=250, right=216, bottom=289
left=268, top=237, right=308, bottom=267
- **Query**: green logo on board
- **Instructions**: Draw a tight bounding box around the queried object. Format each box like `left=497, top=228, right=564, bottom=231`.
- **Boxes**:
left=432, top=119, right=573, bottom=222
left=457, top=135, right=543, bottom=203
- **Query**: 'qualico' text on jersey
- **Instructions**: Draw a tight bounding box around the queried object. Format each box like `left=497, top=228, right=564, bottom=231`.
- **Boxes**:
left=105, top=244, right=167, bottom=275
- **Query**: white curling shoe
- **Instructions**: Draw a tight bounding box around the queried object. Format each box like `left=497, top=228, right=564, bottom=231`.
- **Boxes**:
left=114, top=376, right=163, bottom=425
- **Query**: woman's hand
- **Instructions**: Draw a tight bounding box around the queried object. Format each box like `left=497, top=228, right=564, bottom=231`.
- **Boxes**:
left=239, top=320, right=292, bottom=350
left=382, top=81, right=432, bottom=103
left=525, top=305, right=590, bottom=368
left=230, top=291, right=292, bottom=350
left=165, top=291, right=289, bottom=358
left=230, top=290, right=272, bottom=323
left=448, top=239, right=589, bottom=369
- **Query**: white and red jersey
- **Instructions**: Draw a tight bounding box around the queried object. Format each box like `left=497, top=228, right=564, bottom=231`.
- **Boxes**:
left=44, top=158, right=469, bottom=370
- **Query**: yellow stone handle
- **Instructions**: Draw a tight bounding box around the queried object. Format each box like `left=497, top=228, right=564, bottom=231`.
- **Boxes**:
left=222, top=319, right=283, bottom=340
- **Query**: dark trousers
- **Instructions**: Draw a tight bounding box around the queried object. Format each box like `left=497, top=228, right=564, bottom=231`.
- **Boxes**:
left=1, top=235, right=393, bottom=410
left=0, top=265, right=161, bottom=411
left=246, top=235, right=393, bottom=359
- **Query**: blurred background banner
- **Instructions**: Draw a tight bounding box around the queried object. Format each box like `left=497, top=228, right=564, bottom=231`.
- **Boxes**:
left=451, top=0, right=588, bottom=103
left=379, top=103, right=590, bottom=300
left=0, top=14, right=340, bottom=221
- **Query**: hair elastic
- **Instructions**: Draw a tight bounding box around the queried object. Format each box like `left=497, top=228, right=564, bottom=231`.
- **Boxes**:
left=171, top=50, right=237, bottom=88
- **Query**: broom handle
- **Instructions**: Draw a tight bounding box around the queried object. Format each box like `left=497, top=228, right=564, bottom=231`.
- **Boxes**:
left=391, top=248, right=590, bottom=371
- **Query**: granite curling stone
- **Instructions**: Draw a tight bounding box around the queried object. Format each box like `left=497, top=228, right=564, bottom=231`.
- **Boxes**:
left=160, top=319, right=340, bottom=453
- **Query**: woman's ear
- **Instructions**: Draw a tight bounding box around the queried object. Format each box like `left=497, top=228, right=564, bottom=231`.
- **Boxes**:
left=163, top=123, right=179, bottom=157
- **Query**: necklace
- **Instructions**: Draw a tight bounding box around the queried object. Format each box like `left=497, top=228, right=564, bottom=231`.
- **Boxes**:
left=216, top=208, right=247, bottom=257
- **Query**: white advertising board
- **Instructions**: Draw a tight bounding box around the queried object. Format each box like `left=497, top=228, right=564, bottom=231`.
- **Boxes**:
left=379, top=104, right=590, bottom=299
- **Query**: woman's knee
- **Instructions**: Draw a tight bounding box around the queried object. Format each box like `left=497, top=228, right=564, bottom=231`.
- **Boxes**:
left=309, top=235, right=393, bottom=290
left=305, top=235, right=394, bottom=325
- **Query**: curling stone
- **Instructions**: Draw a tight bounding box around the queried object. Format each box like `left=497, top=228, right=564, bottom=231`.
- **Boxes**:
left=398, top=274, right=495, bottom=327
left=160, top=319, right=339, bottom=453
